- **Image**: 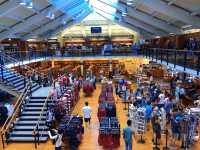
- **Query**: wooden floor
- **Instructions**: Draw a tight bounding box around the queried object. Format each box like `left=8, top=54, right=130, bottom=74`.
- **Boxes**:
left=1, top=84, right=200, bottom=150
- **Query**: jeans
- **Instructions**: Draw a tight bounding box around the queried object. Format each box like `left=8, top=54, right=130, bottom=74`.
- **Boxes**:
left=55, top=147, right=61, bottom=150
left=125, top=142, right=132, bottom=150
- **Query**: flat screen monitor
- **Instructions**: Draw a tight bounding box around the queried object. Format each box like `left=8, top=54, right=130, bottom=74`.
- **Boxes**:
left=91, top=27, right=102, bottom=33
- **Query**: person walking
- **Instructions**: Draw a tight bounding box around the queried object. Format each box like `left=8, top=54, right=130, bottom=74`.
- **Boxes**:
left=82, top=102, right=92, bottom=127
left=123, top=120, right=136, bottom=150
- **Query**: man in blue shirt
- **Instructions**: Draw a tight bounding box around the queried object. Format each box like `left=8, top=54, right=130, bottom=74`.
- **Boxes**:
left=145, top=102, right=153, bottom=130
left=123, top=120, right=135, bottom=150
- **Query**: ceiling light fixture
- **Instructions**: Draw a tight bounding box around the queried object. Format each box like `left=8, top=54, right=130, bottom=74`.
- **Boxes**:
left=122, top=12, right=127, bottom=16
left=46, top=11, right=55, bottom=20
left=19, top=0, right=26, bottom=5
left=19, top=0, right=33, bottom=9
left=62, top=19, right=67, bottom=25
left=126, top=0, right=133, bottom=5
left=27, top=1, right=33, bottom=9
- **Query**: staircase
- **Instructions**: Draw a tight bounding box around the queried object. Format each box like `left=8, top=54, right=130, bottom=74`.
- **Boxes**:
left=0, top=66, right=41, bottom=96
left=8, top=96, right=51, bottom=142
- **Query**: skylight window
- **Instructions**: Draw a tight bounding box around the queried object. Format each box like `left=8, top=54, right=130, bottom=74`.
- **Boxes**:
left=88, top=0, right=118, bottom=20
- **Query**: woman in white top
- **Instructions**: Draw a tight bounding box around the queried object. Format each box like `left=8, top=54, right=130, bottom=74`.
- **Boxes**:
left=48, top=129, right=63, bottom=150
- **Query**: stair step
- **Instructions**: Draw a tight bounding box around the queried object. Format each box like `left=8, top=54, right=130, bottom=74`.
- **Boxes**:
left=14, top=80, right=25, bottom=87
left=15, top=120, right=46, bottom=126
left=0, top=72, right=13, bottom=77
left=9, top=136, right=48, bottom=142
left=20, top=116, right=46, bottom=121
left=25, top=103, right=45, bottom=107
left=4, top=74, right=17, bottom=80
left=29, top=98, right=47, bottom=102
left=10, top=131, right=48, bottom=137
left=24, top=106, right=46, bottom=109
left=13, top=125, right=48, bottom=131
left=8, top=76, right=22, bottom=82
left=16, top=84, right=26, bottom=91
left=31, top=85, right=41, bottom=92
left=12, top=78, right=25, bottom=84
left=31, top=96, right=47, bottom=99
left=24, top=107, right=47, bottom=111
left=21, top=111, right=46, bottom=116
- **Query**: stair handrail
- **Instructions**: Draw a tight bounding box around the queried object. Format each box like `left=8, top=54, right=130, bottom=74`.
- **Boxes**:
left=0, top=85, right=30, bottom=149
left=32, top=76, right=63, bottom=147
left=1, top=53, right=47, bottom=79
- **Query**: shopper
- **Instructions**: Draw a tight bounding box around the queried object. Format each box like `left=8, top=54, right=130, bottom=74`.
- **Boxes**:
left=48, top=129, right=63, bottom=150
left=82, top=102, right=92, bottom=127
left=175, top=82, right=180, bottom=103
left=123, top=120, right=135, bottom=150
left=145, top=102, right=152, bottom=130
left=46, top=109, right=54, bottom=128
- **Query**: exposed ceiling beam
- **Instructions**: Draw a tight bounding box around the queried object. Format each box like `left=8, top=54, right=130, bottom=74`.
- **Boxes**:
left=0, top=24, right=10, bottom=30
left=97, top=0, right=181, bottom=34
left=190, top=8, right=200, bottom=16
left=129, top=0, right=200, bottom=28
left=0, top=4, right=61, bottom=39
left=122, top=15, right=165, bottom=36
left=117, top=21, right=153, bottom=39
left=0, top=0, right=19, bottom=17
left=23, top=14, right=70, bottom=39
left=42, top=10, right=91, bottom=39
left=94, top=9, right=153, bottom=38
left=24, top=8, right=91, bottom=39
left=123, top=4, right=181, bottom=33
left=7, top=14, right=24, bottom=21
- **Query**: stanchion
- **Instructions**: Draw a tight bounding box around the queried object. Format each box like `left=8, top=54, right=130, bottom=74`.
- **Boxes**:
left=137, top=133, right=145, bottom=144
left=153, top=133, right=160, bottom=150
left=1, top=133, right=5, bottom=149
left=163, top=129, right=169, bottom=150
left=33, top=131, right=37, bottom=149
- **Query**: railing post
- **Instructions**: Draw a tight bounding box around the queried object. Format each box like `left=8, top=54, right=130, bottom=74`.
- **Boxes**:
left=149, top=49, right=151, bottom=59
left=33, top=131, right=37, bottom=149
left=174, top=51, right=176, bottom=68
left=161, top=49, right=163, bottom=63
left=1, top=65, right=3, bottom=82
left=166, top=50, right=169, bottom=65
left=145, top=49, right=147, bottom=58
left=197, top=53, right=200, bottom=75
left=36, top=125, right=39, bottom=146
left=152, top=49, right=154, bottom=60
left=184, top=51, right=187, bottom=71
left=156, top=49, right=158, bottom=62
left=1, top=133, right=5, bottom=149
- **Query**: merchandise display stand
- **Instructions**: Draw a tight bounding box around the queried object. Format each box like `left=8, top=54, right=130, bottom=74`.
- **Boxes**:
left=128, top=104, right=138, bottom=133
left=137, top=107, right=146, bottom=144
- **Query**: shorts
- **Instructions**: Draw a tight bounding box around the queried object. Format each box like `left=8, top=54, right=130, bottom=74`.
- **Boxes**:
left=84, top=118, right=91, bottom=123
